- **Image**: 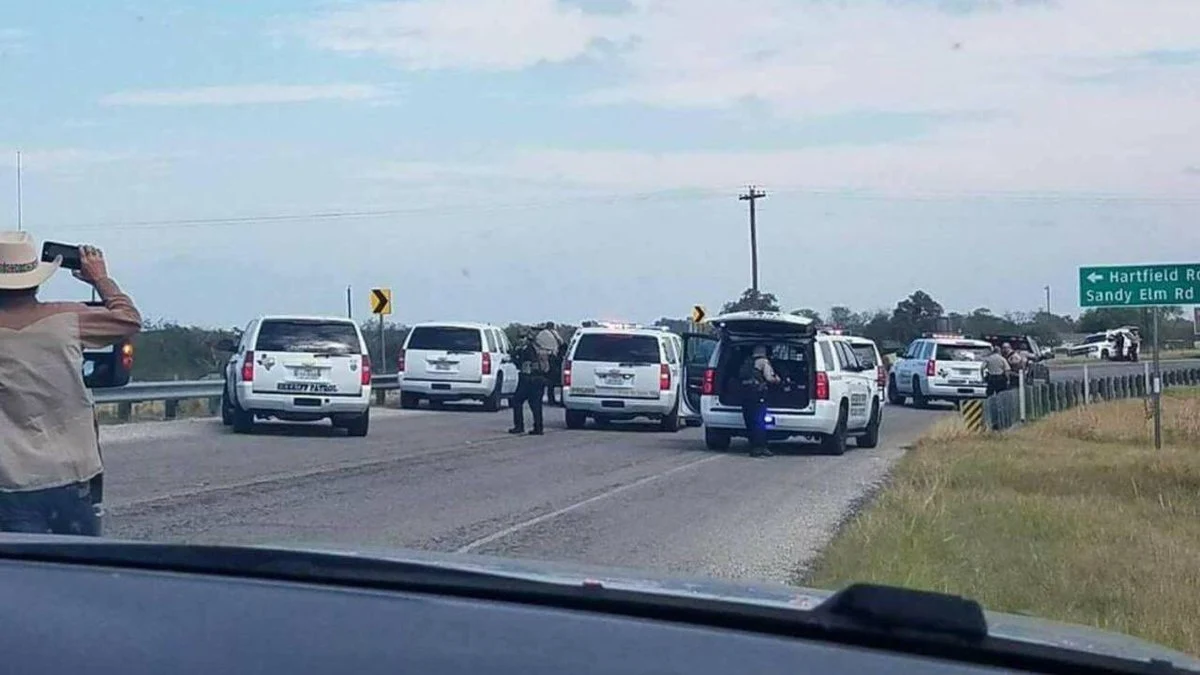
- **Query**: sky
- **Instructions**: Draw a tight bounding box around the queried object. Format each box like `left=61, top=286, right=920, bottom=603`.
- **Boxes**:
left=2, top=0, right=1199, bottom=328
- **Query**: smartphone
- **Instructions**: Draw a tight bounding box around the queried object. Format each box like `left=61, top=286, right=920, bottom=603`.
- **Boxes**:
left=42, top=241, right=82, bottom=271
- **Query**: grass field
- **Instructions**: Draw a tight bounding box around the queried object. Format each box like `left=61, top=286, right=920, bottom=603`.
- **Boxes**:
left=803, top=389, right=1200, bottom=656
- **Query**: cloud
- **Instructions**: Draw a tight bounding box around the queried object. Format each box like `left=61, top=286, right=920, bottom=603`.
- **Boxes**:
left=299, top=0, right=627, bottom=70
left=99, top=83, right=389, bottom=107
left=308, top=0, right=1200, bottom=198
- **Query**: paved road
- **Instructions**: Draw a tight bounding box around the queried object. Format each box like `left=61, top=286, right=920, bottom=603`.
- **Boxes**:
left=100, top=402, right=949, bottom=584
left=1046, top=358, right=1200, bottom=382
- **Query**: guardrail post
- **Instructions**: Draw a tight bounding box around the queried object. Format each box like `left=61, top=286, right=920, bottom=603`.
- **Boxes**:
left=1082, top=364, right=1090, bottom=405
left=207, top=397, right=220, bottom=416
left=117, top=402, right=132, bottom=422
left=375, top=388, right=386, bottom=406
left=1018, top=369, right=1026, bottom=422
left=164, top=399, right=178, bottom=420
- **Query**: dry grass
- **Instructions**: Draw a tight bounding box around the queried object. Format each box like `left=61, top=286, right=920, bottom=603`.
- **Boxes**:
left=805, top=389, right=1200, bottom=656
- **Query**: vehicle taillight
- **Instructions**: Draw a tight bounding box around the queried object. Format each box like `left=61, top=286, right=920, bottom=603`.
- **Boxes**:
left=120, top=342, right=134, bottom=372
left=397, top=348, right=406, bottom=372
left=701, top=368, right=716, bottom=395
left=877, top=365, right=886, bottom=388
left=815, top=371, right=830, bottom=400
left=241, top=351, right=255, bottom=382
left=926, top=360, right=936, bottom=377
left=361, top=354, right=372, bottom=386
left=660, top=363, right=671, bottom=391
left=482, top=351, right=492, bottom=376
left=562, top=360, right=572, bottom=387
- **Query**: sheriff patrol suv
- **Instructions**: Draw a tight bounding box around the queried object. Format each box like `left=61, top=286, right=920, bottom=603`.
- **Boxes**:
left=220, top=315, right=373, bottom=436
left=561, top=322, right=688, bottom=432
left=887, top=334, right=991, bottom=406
left=698, top=312, right=882, bottom=455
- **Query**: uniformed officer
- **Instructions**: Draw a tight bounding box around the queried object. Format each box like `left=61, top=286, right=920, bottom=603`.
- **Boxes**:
left=508, top=329, right=549, bottom=436
left=739, top=344, right=782, bottom=458
left=536, top=322, right=565, bottom=406
left=983, top=346, right=1010, bottom=396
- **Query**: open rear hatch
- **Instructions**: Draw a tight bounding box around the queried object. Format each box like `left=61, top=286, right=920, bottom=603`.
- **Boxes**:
left=706, top=312, right=816, bottom=410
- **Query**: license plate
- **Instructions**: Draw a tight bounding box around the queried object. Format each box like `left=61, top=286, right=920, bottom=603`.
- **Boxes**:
left=602, top=377, right=629, bottom=387
left=295, top=367, right=321, bottom=380
left=433, top=363, right=453, bottom=371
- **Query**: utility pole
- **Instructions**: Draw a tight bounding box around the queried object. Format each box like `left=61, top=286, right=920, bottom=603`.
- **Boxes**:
left=15, top=150, right=22, bottom=232
left=1044, top=285, right=1051, bottom=315
left=738, top=186, right=766, bottom=294
left=346, top=285, right=353, bottom=319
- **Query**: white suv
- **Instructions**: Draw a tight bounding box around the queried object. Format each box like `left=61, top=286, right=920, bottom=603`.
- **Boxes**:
left=887, top=335, right=991, bottom=406
left=699, top=311, right=882, bottom=455
left=221, top=315, right=372, bottom=436
left=561, top=323, right=688, bottom=431
left=397, top=322, right=518, bottom=411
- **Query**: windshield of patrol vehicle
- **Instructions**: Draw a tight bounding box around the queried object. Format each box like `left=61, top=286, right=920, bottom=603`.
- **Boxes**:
left=406, top=327, right=483, bottom=352
left=573, top=334, right=661, bottom=363
left=255, top=320, right=361, bottom=355
left=8, top=1, right=1200, bottom=664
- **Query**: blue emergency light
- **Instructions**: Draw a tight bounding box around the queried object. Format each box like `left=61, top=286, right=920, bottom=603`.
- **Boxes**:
left=763, top=413, right=776, bottom=428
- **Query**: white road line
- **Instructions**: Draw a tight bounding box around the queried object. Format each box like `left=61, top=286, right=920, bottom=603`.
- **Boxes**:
left=454, top=453, right=725, bottom=554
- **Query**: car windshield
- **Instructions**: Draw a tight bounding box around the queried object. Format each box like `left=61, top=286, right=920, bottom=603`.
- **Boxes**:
left=255, top=321, right=361, bottom=355
left=573, top=334, right=661, bottom=363
left=406, top=326, right=483, bottom=352
left=16, top=3, right=1200, bottom=666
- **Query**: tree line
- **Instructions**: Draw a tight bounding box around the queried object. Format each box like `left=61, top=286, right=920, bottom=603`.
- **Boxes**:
left=128, top=289, right=1194, bottom=382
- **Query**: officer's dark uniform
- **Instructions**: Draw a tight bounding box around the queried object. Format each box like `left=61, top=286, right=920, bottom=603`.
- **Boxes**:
left=509, top=335, right=548, bottom=436
left=739, top=347, right=780, bottom=458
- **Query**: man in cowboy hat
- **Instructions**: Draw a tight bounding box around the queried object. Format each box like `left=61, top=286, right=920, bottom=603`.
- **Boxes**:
left=0, top=232, right=142, bottom=535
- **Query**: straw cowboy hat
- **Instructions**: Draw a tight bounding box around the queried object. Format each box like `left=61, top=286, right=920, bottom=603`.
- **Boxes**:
left=0, top=231, right=61, bottom=290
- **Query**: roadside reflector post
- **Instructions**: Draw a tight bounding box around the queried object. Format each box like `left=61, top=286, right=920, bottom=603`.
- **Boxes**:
left=1152, top=307, right=1162, bottom=450
left=1082, top=363, right=1090, bottom=405
left=1144, top=361, right=1151, bottom=397
left=1018, top=368, right=1026, bottom=423
left=961, top=399, right=985, bottom=433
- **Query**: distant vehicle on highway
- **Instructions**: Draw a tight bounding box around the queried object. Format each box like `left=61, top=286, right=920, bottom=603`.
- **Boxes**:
left=217, top=315, right=372, bottom=436
left=888, top=334, right=991, bottom=407
left=561, top=322, right=691, bottom=431
left=397, top=322, right=517, bottom=411
left=1065, top=328, right=1140, bottom=362
left=700, top=312, right=882, bottom=455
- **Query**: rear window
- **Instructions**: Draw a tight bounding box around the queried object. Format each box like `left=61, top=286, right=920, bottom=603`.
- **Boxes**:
left=406, top=326, right=483, bottom=352
left=573, top=334, right=661, bottom=364
left=850, top=344, right=879, bottom=367
left=935, top=343, right=991, bottom=361
left=255, top=320, right=361, bottom=355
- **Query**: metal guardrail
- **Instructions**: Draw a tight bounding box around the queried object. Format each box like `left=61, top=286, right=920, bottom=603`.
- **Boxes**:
left=93, top=373, right=401, bottom=405
left=983, top=365, right=1200, bottom=432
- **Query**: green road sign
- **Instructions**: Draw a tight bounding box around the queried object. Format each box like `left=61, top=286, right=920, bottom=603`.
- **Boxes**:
left=1078, top=264, right=1200, bottom=308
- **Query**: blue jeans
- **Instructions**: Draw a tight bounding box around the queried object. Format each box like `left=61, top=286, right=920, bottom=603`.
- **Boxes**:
left=0, top=481, right=100, bottom=536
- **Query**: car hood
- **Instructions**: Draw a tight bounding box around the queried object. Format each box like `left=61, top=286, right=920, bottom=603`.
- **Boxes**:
left=285, top=544, right=1199, bottom=669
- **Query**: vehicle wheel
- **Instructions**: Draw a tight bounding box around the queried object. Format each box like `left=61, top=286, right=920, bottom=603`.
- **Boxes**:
left=705, top=427, right=732, bottom=451
left=220, top=390, right=234, bottom=426
left=344, top=410, right=370, bottom=437
left=565, top=409, right=587, bottom=430
left=910, top=376, right=927, bottom=408
left=887, top=376, right=904, bottom=405
left=659, top=400, right=680, bottom=432
left=482, top=375, right=503, bottom=412
left=231, top=400, right=254, bottom=434
left=822, top=404, right=848, bottom=455
left=400, top=392, right=420, bottom=409
left=857, top=401, right=881, bottom=449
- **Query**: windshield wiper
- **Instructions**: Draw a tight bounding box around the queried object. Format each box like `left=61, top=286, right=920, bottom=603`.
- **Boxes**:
left=0, top=539, right=1192, bottom=674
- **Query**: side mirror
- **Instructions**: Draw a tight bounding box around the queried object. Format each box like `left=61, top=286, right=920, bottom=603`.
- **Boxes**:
left=84, top=341, right=133, bottom=389
left=215, top=338, right=238, bottom=352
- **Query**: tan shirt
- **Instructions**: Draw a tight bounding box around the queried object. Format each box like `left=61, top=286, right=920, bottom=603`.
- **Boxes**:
left=0, top=278, right=141, bottom=491
left=753, top=356, right=781, bottom=384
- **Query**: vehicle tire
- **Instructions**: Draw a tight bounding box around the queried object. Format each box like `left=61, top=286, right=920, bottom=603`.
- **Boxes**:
left=704, top=427, right=731, bottom=451
left=887, top=376, right=904, bottom=405
left=565, top=409, right=587, bottom=430
left=822, top=404, right=848, bottom=455
left=482, top=375, right=503, bottom=412
left=400, top=392, right=420, bottom=409
left=911, top=376, right=927, bottom=408
left=344, top=410, right=370, bottom=437
left=220, top=390, right=234, bottom=426
left=231, top=400, right=254, bottom=434
left=857, top=400, right=881, bottom=449
left=659, top=400, right=680, bottom=433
